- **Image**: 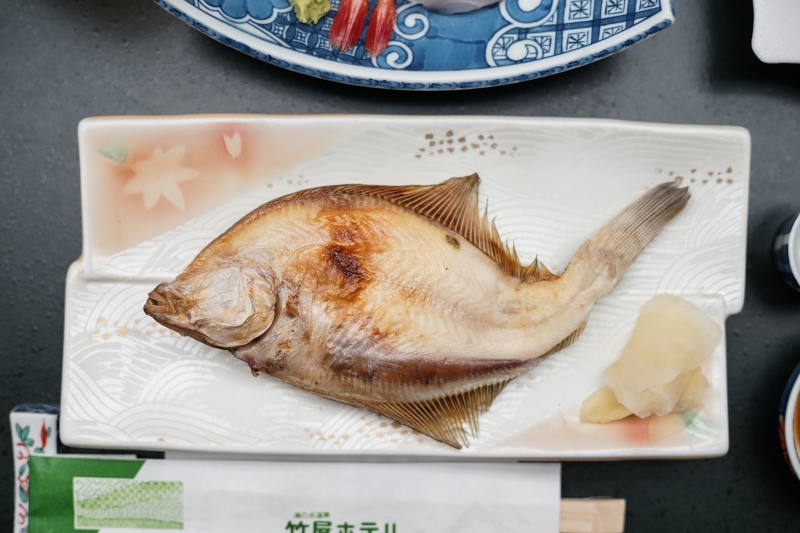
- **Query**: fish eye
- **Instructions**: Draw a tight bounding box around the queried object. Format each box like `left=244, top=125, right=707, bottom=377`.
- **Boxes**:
left=147, top=297, right=161, bottom=307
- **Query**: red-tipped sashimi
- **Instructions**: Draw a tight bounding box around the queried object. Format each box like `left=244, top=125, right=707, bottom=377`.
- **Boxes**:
left=329, top=0, right=369, bottom=51
left=365, top=0, right=397, bottom=56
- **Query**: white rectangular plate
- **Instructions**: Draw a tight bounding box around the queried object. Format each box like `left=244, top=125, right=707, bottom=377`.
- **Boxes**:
left=752, top=0, right=800, bottom=63
left=61, top=115, right=750, bottom=459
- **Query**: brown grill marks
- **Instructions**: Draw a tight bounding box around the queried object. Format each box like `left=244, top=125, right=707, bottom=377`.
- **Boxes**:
left=318, top=246, right=368, bottom=301
left=326, top=247, right=365, bottom=289
left=315, top=208, right=389, bottom=301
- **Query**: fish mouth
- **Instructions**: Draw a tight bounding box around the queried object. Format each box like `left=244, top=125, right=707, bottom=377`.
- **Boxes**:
left=143, top=284, right=251, bottom=349
left=144, top=284, right=177, bottom=317
left=143, top=285, right=202, bottom=343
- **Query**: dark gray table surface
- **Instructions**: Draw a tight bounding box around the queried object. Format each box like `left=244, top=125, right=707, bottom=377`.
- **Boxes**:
left=2, top=0, right=800, bottom=531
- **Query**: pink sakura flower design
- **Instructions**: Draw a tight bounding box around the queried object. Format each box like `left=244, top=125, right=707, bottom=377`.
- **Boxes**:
left=123, top=145, right=199, bottom=210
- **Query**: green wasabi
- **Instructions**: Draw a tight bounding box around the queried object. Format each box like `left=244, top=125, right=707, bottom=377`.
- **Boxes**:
left=289, top=0, right=331, bottom=24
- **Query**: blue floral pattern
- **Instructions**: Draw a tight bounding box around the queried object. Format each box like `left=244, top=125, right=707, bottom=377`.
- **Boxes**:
left=203, top=0, right=288, bottom=19
left=157, top=0, right=674, bottom=88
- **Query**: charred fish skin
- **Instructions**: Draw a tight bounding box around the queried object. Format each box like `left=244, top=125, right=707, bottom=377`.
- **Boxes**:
left=144, top=176, right=689, bottom=448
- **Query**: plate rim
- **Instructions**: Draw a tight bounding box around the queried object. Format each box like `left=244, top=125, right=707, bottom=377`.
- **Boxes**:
left=155, top=0, right=675, bottom=90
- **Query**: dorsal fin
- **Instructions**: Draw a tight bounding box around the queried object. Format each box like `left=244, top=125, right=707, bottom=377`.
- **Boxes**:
left=336, top=175, right=557, bottom=283
left=351, top=379, right=511, bottom=449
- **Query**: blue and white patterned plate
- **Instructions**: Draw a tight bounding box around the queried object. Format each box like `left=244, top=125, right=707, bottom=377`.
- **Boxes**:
left=156, top=0, right=674, bottom=89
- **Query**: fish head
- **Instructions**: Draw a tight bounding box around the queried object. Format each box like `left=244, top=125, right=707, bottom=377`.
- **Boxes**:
left=143, top=265, right=278, bottom=349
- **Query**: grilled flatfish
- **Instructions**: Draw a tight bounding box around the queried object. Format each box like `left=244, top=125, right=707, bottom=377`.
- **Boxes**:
left=144, top=175, right=689, bottom=448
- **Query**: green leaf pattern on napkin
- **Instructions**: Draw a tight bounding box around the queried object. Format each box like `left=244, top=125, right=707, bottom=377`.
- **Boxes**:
left=73, top=478, right=183, bottom=530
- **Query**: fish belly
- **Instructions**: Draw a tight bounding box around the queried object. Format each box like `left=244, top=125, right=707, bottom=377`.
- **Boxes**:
left=236, top=196, right=587, bottom=407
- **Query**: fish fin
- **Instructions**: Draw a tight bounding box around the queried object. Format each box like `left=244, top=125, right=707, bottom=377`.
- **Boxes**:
left=544, top=321, right=587, bottom=356
left=521, top=257, right=557, bottom=282
left=353, top=379, right=511, bottom=449
left=338, top=175, right=555, bottom=282
left=578, top=180, right=690, bottom=280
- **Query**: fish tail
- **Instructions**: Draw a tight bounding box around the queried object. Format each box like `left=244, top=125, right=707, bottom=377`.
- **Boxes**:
left=578, top=179, right=690, bottom=282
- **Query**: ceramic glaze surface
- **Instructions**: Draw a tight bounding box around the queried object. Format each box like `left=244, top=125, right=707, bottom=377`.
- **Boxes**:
left=62, top=115, right=750, bottom=458
left=155, top=0, right=674, bottom=89
left=752, top=0, right=800, bottom=64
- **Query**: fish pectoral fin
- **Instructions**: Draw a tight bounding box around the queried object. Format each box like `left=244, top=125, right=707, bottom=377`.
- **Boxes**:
left=337, top=174, right=555, bottom=283
left=544, top=321, right=588, bottom=356
left=352, top=379, right=510, bottom=449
